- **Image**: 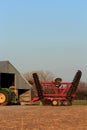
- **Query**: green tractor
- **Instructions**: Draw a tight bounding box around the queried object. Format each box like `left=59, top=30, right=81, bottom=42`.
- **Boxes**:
left=0, top=88, right=18, bottom=105
left=0, top=73, right=18, bottom=105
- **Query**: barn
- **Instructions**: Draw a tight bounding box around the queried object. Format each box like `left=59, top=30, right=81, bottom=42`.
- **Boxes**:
left=0, top=61, right=32, bottom=103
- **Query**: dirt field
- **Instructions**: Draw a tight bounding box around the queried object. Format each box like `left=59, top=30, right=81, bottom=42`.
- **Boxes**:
left=0, top=105, right=87, bottom=130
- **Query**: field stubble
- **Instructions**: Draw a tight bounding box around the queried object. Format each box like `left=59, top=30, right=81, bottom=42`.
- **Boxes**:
left=0, top=105, right=87, bottom=130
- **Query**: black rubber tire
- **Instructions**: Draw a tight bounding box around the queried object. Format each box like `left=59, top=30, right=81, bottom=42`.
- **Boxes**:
left=0, top=90, right=11, bottom=106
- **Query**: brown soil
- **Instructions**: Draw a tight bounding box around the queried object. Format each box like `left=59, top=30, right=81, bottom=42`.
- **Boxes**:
left=0, top=105, right=87, bottom=130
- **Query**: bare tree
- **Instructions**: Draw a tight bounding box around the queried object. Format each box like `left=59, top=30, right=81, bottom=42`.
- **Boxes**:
left=76, top=82, right=87, bottom=99
left=23, top=70, right=54, bottom=83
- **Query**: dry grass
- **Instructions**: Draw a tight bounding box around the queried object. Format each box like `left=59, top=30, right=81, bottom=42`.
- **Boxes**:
left=0, top=105, right=87, bottom=130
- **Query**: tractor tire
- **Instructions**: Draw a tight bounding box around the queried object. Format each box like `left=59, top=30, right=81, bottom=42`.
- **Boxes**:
left=52, top=100, right=58, bottom=106
left=0, top=90, right=11, bottom=106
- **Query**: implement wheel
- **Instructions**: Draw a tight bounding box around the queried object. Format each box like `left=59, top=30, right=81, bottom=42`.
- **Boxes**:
left=52, top=100, right=58, bottom=106
left=63, top=100, right=72, bottom=106
left=41, top=99, right=52, bottom=105
left=58, top=100, right=63, bottom=106
left=0, top=90, right=11, bottom=106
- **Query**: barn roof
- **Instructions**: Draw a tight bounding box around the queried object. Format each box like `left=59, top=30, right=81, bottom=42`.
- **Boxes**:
left=0, top=61, right=32, bottom=89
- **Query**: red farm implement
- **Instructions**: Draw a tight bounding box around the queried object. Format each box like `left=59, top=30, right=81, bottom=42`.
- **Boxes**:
left=32, top=70, right=82, bottom=106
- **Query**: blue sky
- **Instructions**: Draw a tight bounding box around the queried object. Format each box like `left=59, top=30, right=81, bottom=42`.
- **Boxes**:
left=0, top=0, right=87, bottom=82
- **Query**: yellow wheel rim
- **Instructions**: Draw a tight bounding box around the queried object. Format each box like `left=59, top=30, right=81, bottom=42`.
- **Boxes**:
left=52, top=100, right=58, bottom=106
left=0, top=93, right=6, bottom=103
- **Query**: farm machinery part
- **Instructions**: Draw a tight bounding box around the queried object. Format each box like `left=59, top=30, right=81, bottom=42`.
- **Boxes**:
left=32, top=70, right=82, bottom=106
left=33, top=73, right=44, bottom=100
left=0, top=88, right=18, bottom=106
left=66, top=70, right=82, bottom=101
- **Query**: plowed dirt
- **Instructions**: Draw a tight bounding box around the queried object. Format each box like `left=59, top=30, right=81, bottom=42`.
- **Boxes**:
left=0, top=105, right=87, bottom=130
